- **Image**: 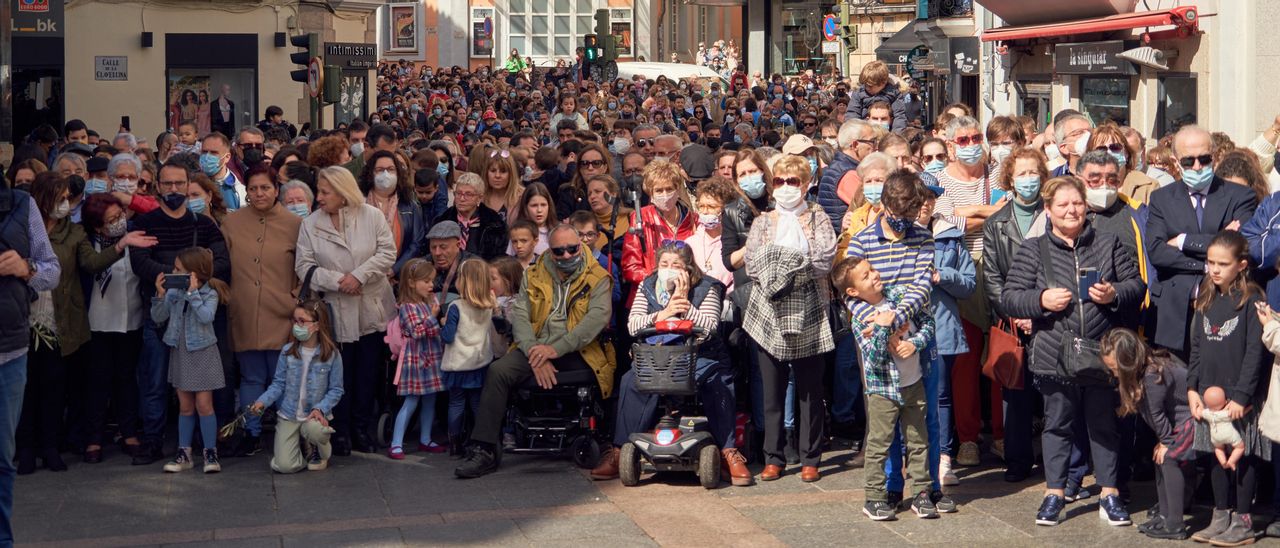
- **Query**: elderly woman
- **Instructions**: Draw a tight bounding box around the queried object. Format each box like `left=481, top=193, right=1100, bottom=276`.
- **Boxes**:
left=432, top=172, right=508, bottom=261
left=295, top=166, right=397, bottom=455
left=741, top=154, right=837, bottom=483
left=222, top=166, right=302, bottom=456
left=590, top=241, right=750, bottom=486
left=280, top=180, right=314, bottom=217
left=1000, top=176, right=1144, bottom=527
left=1090, top=125, right=1159, bottom=205
left=622, top=161, right=698, bottom=296
left=840, top=151, right=894, bottom=241
left=106, top=153, right=161, bottom=217
left=359, top=150, right=424, bottom=275
left=687, top=177, right=737, bottom=291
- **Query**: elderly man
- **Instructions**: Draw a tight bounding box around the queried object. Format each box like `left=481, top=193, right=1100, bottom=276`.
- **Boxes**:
left=422, top=221, right=477, bottom=296
left=818, top=119, right=876, bottom=232
left=455, top=225, right=614, bottom=478
left=112, top=132, right=138, bottom=154
left=1051, top=111, right=1093, bottom=177
left=653, top=134, right=682, bottom=164
left=1146, top=125, right=1257, bottom=355
left=235, top=127, right=267, bottom=173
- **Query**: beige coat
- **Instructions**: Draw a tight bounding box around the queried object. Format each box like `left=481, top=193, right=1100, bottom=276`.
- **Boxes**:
left=1120, top=169, right=1160, bottom=206
left=223, top=202, right=302, bottom=352
left=295, top=203, right=397, bottom=343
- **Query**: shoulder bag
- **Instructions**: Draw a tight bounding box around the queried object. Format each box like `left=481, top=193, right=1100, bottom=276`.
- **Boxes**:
left=1038, top=237, right=1109, bottom=384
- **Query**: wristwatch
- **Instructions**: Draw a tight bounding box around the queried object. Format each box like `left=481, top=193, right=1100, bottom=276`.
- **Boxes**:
left=23, top=258, right=36, bottom=281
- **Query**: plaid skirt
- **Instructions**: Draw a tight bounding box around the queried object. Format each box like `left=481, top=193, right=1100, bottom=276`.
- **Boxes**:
left=1164, top=418, right=1198, bottom=462
left=1192, top=408, right=1272, bottom=462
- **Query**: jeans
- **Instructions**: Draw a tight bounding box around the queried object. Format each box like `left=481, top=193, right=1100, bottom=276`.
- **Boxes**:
left=448, top=387, right=481, bottom=437
left=830, top=333, right=862, bottom=425
left=84, top=331, right=142, bottom=446
left=886, top=345, right=943, bottom=493
left=236, top=350, right=281, bottom=437
left=0, top=354, right=28, bottom=547
left=613, top=357, right=736, bottom=448
left=138, top=319, right=171, bottom=445
left=335, top=332, right=385, bottom=441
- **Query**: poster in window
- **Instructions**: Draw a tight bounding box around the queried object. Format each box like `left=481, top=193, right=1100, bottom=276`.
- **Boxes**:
left=336, top=74, right=367, bottom=125
left=167, top=69, right=255, bottom=136
left=389, top=5, right=417, bottom=51
left=167, top=75, right=210, bottom=134
left=472, top=9, right=494, bottom=58
left=611, top=22, right=632, bottom=57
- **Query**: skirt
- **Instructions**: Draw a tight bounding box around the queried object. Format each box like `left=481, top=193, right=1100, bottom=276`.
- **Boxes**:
left=1192, top=408, right=1272, bottom=462
left=1165, top=418, right=1198, bottom=462
left=169, top=344, right=226, bottom=392
left=443, top=367, right=486, bottom=391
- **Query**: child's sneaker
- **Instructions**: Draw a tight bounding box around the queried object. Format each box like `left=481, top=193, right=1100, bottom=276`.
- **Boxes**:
left=306, top=447, right=327, bottom=471
left=931, top=490, right=958, bottom=514
left=939, top=455, right=959, bottom=486
left=388, top=446, right=405, bottom=460
left=863, top=501, right=897, bottom=521
left=1036, top=494, right=1066, bottom=526
left=1063, top=481, right=1091, bottom=502
left=202, top=448, right=221, bottom=473
left=1097, top=494, right=1131, bottom=526
left=418, top=441, right=447, bottom=454
left=163, top=448, right=193, bottom=473
left=910, top=490, right=939, bottom=519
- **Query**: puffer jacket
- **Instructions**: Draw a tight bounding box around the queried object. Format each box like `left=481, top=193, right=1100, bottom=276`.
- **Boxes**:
left=720, top=196, right=764, bottom=309
left=982, top=200, right=1047, bottom=321
left=1000, top=223, right=1145, bottom=379
left=844, top=84, right=907, bottom=132
left=817, top=150, right=858, bottom=233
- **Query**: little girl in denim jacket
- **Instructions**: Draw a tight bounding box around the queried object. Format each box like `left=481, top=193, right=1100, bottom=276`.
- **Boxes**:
left=251, top=299, right=345, bottom=473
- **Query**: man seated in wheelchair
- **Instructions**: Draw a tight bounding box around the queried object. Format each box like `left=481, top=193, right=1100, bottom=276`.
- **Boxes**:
left=455, top=224, right=615, bottom=478
left=589, top=240, right=751, bottom=486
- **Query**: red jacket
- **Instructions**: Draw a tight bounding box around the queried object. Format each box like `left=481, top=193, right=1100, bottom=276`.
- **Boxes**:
left=622, top=204, right=696, bottom=304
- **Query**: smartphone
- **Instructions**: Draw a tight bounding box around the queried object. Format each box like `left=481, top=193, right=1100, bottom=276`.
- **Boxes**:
left=1078, top=267, right=1100, bottom=302
left=121, top=116, right=131, bottom=132
left=163, top=273, right=191, bottom=291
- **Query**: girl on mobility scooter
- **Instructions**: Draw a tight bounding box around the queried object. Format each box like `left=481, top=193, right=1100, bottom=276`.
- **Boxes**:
left=589, top=240, right=752, bottom=487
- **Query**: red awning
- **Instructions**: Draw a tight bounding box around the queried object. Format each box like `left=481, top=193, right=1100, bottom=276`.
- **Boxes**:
left=981, top=6, right=1199, bottom=43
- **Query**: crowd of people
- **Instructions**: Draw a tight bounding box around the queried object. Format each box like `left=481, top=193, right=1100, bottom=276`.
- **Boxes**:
left=6, top=55, right=1280, bottom=545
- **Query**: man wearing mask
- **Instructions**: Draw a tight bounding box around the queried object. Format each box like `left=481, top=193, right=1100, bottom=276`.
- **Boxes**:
left=653, top=135, right=682, bottom=163
left=201, top=133, right=244, bottom=211
left=866, top=102, right=893, bottom=132
left=818, top=119, right=876, bottom=233
left=1051, top=111, right=1092, bottom=177
left=235, top=127, right=267, bottom=173
left=1146, top=125, right=1257, bottom=357
left=128, top=159, right=231, bottom=465
left=1080, top=150, right=1150, bottom=327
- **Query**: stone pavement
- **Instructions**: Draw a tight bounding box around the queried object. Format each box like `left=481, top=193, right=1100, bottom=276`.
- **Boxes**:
left=12, top=442, right=1280, bottom=547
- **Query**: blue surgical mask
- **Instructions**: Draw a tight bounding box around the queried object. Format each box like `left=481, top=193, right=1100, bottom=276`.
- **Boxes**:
left=286, top=203, right=310, bottom=217
left=436, top=163, right=449, bottom=178
left=84, top=178, right=109, bottom=195
left=1182, top=166, right=1215, bottom=191
left=433, top=108, right=443, bottom=116
left=199, top=153, right=222, bottom=176
left=738, top=173, right=766, bottom=199
left=956, top=145, right=985, bottom=166
left=188, top=197, right=207, bottom=215
left=1012, top=176, right=1041, bottom=202
left=924, top=159, right=946, bottom=174
left=292, top=324, right=313, bottom=342
left=862, top=183, right=884, bottom=206
left=1108, top=150, right=1128, bottom=168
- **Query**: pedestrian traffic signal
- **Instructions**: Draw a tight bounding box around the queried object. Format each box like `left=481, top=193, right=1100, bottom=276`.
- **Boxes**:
left=290, top=33, right=319, bottom=84
left=584, top=34, right=599, bottom=62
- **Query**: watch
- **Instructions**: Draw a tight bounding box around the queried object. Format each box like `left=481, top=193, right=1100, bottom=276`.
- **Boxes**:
left=23, top=258, right=36, bottom=281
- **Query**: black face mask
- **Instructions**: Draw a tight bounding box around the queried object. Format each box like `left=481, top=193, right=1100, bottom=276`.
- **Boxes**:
left=242, top=147, right=264, bottom=167
left=162, top=192, right=188, bottom=211
left=705, top=137, right=722, bottom=150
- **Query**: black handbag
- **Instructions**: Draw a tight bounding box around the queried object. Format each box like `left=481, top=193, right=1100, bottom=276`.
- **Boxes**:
left=1038, top=237, right=1108, bottom=384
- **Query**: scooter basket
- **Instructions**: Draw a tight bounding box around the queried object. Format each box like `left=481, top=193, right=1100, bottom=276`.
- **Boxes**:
left=631, top=342, right=697, bottom=396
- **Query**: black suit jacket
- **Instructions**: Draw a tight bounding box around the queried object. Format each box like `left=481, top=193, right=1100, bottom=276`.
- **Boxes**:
left=212, top=97, right=235, bottom=137
left=1145, top=177, right=1257, bottom=350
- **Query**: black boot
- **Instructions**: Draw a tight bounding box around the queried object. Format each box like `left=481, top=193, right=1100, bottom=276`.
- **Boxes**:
left=352, top=430, right=377, bottom=453
left=15, top=448, right=35, bottom=475
left=449, top=435, right=465, bottom=458
left=785, top=427, right=800, bottom=465
left=41, top=449, right=67, bottom=472
left=748, top=430, right=765, bottom=465
left=331, top=435, right=352, bottom=457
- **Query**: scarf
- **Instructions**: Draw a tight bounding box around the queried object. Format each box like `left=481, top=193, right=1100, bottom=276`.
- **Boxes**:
left=366, top=191, right=399, bottom=227
left=595, top=206, right=631, bottom=250
left=772, top=200, right=810, bottom=254
left=457, top=209, right=481, bottom=249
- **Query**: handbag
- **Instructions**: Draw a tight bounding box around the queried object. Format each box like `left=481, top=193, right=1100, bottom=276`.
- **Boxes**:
left=982, top=319, right=1025, bottom=390
left=1038, top=237, right=1108, bottom=384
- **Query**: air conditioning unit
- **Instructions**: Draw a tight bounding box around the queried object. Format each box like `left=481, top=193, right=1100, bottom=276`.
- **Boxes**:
left=1117, top=46, right=1168, bottom=71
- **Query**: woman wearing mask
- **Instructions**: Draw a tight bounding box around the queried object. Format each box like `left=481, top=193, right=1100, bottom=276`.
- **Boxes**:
left=295, top=167, right=397, bottom=455
left=622, top=161, right=698, bottom=303
left=741, top=154, right=837, bottom=482
left=917, top=138, right=949, bottom=178
left=19, top=173, right=155, bottom=473
left=980, top=148, right=1050, bottom=482
left=586, top=175, right=631, bottom=267
left=985, top=116, right=1026, bottom=184
left=1089, top=125, right=1159, bottom=205
left=687, top=178, right=737, bottom=291
left=840, top=152, right=894, bottom=242
left=560, top=142, right=613, bottom=221
left=187, top=174, right=228, bottom=226
left=359, top=151, right=424, bottom=276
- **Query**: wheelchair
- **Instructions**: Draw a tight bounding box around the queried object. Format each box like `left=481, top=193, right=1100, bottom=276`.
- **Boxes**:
left=503, top=365, right=605, bottom=469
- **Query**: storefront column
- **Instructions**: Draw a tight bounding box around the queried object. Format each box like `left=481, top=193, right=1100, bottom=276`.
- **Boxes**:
left=747, top=0, right=766, bottom=76
left=1132, top=66, right=1159, bottom=138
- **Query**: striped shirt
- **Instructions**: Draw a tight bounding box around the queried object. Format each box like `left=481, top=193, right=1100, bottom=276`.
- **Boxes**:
left=933, top=167, right=995, bottom=254
left=845, top=220, right=934, bottom=327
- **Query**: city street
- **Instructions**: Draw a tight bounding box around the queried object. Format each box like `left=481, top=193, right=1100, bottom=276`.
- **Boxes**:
left=15, top=441, right=1270, bottom=547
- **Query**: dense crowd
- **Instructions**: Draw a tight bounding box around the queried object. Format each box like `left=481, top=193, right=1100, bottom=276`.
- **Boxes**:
left=6, top=56, right=1280, bottom=546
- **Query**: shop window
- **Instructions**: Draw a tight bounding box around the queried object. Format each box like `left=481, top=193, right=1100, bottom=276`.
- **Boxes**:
left=166, top=69, right=255, bottom=137
left=1158, top=74, right=1196, bottom=139
left=472, top=8, right=496, bottom=59
left=1081, top=76, right=1131, bottom=127
left=510, top=0, right=629, bottom=62
left=773, top=7, right=835, bottom=76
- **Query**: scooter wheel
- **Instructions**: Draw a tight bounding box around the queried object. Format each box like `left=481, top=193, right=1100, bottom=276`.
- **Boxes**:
left=376, top=412, right=392, bottom=447
left=570, top=436, right=601, bottom=469
left=698, top=444, right=721, bottom=489
left=619, top=442, right=641, bottom=486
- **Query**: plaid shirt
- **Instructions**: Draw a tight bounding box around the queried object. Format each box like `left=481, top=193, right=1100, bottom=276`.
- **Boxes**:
left=846, top=220, right=934, bottom=330
left=850, top=285, right=934, bottom=404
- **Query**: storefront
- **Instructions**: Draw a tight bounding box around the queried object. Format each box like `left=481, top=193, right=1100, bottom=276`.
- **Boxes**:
left=325, top=42, right=378, bottom=126
left=164, top=34, right=259, bottom=137
left=770, top=1, right=837, bottom=76
left=1054, top=40, right=1138, bottom=127
left=10, top=0, right=65, bottom=145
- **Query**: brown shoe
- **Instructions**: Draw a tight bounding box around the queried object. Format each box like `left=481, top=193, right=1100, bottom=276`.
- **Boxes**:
left=590, top=446, right=620, bottom=480
left=760, top=464, right=784, bottom=481
left=721, top=448, right=753, bottom=486
left=800, top=465, right=820, bottom=482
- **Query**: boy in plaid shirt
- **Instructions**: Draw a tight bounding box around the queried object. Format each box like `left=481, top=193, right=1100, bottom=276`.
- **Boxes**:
left=834, top=256, right=937, bottom=521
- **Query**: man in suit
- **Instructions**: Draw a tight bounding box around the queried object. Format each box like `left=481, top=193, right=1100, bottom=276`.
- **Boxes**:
left=1145, top=125, right=1257, bottom=356
left=212, top=84, right=236, bottom=137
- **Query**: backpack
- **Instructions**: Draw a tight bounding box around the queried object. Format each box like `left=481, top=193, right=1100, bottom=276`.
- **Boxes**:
left=385, top=315, right=409, bottom=385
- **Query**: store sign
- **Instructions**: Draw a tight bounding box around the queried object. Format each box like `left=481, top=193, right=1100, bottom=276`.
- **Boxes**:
left=94, top=56, right=127, bottom=81
left=821, top=41, right=840, bottom=54
left=950, top=37, right=980, bottom=76
left=11, top=0, right=64, bottom=37
left=324, top=42, right=377, bottom=69
left=1054, top=40, right=1137, bottom=75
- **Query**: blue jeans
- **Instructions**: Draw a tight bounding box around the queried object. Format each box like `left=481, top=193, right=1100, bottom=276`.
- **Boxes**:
left=831, top=333, right=861, bottom=424
left=0, top=354, right=28, bottom=547
left=138, top=319, right=171, bottom=445
left=448, top=387, right=481, bottom=437
left=886, top=344, right=942, bottom=493
left=237, top=350, right=280, bottom=437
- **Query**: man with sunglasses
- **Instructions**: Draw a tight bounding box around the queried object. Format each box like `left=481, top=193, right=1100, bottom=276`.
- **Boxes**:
left=1146, top=125, right=1257, bottom=357
left=632, top=125, right=660, bottom=162
left=456, top=225, right=613, bottom=479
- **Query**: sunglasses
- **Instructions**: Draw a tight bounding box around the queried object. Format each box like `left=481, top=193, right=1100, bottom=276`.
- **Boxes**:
left=1179, top=154, right=1213, bottom=169
left=952, top=134, right=984, bottom=146
left=488, top=149, right=511, bottom=159
left=238, top=143, right=264, bottom=151
left=549, top=245, right=579, bottom=257
left=635, top=138, right=654, bottom=148
left=579, top=159, right=607, bottom=169
left=920, top=153, right=947, bottom=163
left=1094, top=143, right=1126, bottom=154
left=774, top=177, right=805, bottom=188
left=660, top=239, right=690, bottom=249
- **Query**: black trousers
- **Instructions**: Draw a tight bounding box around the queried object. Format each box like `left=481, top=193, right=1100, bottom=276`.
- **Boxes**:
left=335, top=331, right=386, bottom=440
left=471, top=350, right=590, bottom=447
left=17, top=343, right=65, bottom=453
left=1040, top=377, right=1120, bottom=489
left=83, top=331, right=142, bottom=446
left=756, top=347, right=825, bottom=467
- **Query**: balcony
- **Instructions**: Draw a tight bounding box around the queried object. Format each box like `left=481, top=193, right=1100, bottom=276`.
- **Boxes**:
left=925, top=0, right=974, bottom=19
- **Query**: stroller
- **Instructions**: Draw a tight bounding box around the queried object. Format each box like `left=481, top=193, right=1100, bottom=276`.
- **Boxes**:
left=618, top=320, right=720, bottom=489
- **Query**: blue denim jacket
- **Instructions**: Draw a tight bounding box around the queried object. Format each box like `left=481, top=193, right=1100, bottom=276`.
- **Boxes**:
left=256, top=342, right=345, bottom=419
left=149, top=285, right=219, bottom=351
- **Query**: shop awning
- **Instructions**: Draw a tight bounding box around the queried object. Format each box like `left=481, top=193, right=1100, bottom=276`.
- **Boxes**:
left=875, top=23, right=926, bottom=64
left=980, top=6, right=1199, bottom=43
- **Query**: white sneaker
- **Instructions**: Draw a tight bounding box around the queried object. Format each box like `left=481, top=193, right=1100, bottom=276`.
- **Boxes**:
left=991, top=439, right=1005, bottom=461
left=956, top=441, right=980, bottom=466
left=939, top=455, right=959, bottom=486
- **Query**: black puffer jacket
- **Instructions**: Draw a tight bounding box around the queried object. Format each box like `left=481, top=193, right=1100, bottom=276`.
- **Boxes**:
left=1001, top=223, right=1145, bottom=379
left=720, top=196, right=768, bottom=309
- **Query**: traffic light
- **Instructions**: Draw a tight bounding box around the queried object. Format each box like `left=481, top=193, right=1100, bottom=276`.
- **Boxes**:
left=289, top=33, right=319, bottom=84
left=584, top=34, right=599, bottom=62
left=594, top=9, right=616, bottom=62
left=839, top=4, right=857, bottom=51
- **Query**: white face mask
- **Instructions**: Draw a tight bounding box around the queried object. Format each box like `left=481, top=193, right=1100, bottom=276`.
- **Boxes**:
left=1085, top=186, right=1118, bottom=211
left=1072, top=131, right=1092, bottom=157
left=651, top=191, right=678, bottom=212
left=112, top=178, right=137, bottom=194
left=990, top=145, right=1013, bottom=165
left=51, top=200, right=71, bottom=220
left=611, top=137, right=631, bottom=155
left=772, top=185, right=804, bottom=209
left=374, top=171, right=397, bottom=191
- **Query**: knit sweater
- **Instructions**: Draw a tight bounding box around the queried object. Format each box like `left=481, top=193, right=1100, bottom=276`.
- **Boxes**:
left=129, top=209, right=229, bottom=322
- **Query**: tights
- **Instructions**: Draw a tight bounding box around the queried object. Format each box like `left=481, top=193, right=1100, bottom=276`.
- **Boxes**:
left=392, top=394, right=438, bottom=449
left=1156, top=459, right=1195, bottom=531
left=1210, top=455, right=1259, bottom=515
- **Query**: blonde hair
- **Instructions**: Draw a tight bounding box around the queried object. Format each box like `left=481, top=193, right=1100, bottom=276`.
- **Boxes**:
left=484, top=151, right=524, bottom=213
left=456, top=258, right=496, bottom=309
left=641, top=160, right=688, bottom=203
left=771, top=154, right=813, bottom=187
left=398, top=258, right=438, bottom=305
left=317, top=166, right=365, bottom=209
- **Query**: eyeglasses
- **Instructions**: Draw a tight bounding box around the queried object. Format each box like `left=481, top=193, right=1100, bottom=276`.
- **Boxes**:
left=578, top=230, right=599, bottom=240
left=292, top=319, right=317, bottom=326
left=373, top=166, right=396, bottom=175
left=157, top=180, right=187, bottom=190
left=920, top=153, right=948, bottom=163
left=579, top=159, right=607, bottom=169
left=803, top=122, right=817, bottom=128
left=635, top=139, right=655, bottom=148
left=1094, top=143, right=1126, bottom=154
left=549, top=245, right=579, bottom=257
left=1179, top=154, right=1214, bottom=169
left=952, top=134, right=984, bottom=146
left=455, top=191, right=480, bottom=200
left=774, top=177, right=805, bottom=188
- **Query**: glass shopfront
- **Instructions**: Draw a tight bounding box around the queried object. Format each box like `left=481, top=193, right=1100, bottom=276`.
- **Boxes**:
left=165, top=34, right=258, bottom=135
left=1081, top=76, right=1131, bottom=127
left=771, top=1, right=836, bottom=75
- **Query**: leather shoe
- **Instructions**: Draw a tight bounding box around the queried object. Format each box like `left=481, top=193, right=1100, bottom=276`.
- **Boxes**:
left=759, top=464, right=784, bottom=481
left=847, top=449, right=865, bottom=468
left=721, top=448, right=753, bottom=486
left=83, top=448, right=103, bottom=464
left=131, top=443, right=163, bottom=466
left=590, top=446, right=620, bottom=480
left=352, top=432, right=377, bottom=454
left=800, top=465, right=820, bottom=482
